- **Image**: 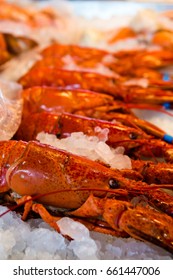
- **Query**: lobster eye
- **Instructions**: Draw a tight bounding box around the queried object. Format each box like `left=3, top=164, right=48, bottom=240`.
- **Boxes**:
left=129, top=132, right=137, bottom=139
left=109, top=178, right=119, bottom=189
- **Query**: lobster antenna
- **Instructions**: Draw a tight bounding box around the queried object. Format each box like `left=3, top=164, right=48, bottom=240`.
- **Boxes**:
left=1, top=184, right=173, bottom=218
left=126, top=103, right=173, bottom=117
left=0, top=188, right=127, bottom=218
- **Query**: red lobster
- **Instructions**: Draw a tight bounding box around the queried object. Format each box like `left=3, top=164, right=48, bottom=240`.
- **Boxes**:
left=0, top=140, right=173, bottom=254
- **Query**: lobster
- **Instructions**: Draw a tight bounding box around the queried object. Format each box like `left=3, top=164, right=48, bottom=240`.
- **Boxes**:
left=39, top=43, right=173, bottom=79
left=115, top=49, right=173, bottom=68
left=24, top=49, right=117, bottom=79
left=18, top=63, right=173, bottom=110
left=14, top=111, right=150, bottom=142
left=0, top=140, right=173, bottom=254
left=18, top=67, right=123, bottom=98
left=40, top=43, right=109, bottom=62
left=20, top=87, right=121, bottom=118
left=17, top=86, right=173, bottom=143
left=14, top=111, right=173, bottom=162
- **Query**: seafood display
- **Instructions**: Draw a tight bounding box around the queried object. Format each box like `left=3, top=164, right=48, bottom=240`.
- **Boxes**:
left=1, top=0, right=173, bottom=259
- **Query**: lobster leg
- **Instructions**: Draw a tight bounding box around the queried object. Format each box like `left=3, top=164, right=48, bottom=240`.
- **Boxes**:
left=16, top=195, right=62, bottom=232
left=13, top=192, right=173, bottom=254
left=16, top=195, right=33, bottom=221
left=20, top=193, right=172, bottom=254
left=16, top=194, right=125, bottom=238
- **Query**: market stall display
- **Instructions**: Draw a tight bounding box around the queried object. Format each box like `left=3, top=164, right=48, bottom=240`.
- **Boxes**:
left=0, top=0, right=173, bottom=260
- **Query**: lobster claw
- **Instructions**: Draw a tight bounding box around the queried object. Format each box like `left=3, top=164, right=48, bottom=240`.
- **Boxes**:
left=116, top=204, right=173, bottom=254
left=103, top=199, right=173, bottom=254
left=69, top=195, right=173, bottom=254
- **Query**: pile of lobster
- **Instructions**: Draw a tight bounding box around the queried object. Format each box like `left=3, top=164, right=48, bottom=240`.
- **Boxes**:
left=1, top=0, right=173, bottom=256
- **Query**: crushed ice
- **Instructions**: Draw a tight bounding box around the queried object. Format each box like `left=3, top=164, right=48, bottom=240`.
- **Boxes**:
left=36, top=127, right=132, bottom=170
left=0, top=205, right=172, bottom=260
left=57, top=218, right=99, bottom=259
left=0, top=79, right=23, bottom=140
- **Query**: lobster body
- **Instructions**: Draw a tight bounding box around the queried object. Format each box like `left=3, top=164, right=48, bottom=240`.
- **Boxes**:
left=1, top=140, right=173, bottom=254
left=3, top=140, right=135, bottom=208
left=15, top=110, right=173, bottom=162
left=21, top=43, right=173, bottom=80
left=19, top=67, right=173, bottom=106
left=18, top=42, right=173, bottom=111
left=6, top=141, right=121, bottom=208
left=19, top=68, right=122, bottom=97
left=15, top=111, right=149, bottom=144
left=18, top=86, right=173, bottom=144
left=20, top=87, right=119, bottom=118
